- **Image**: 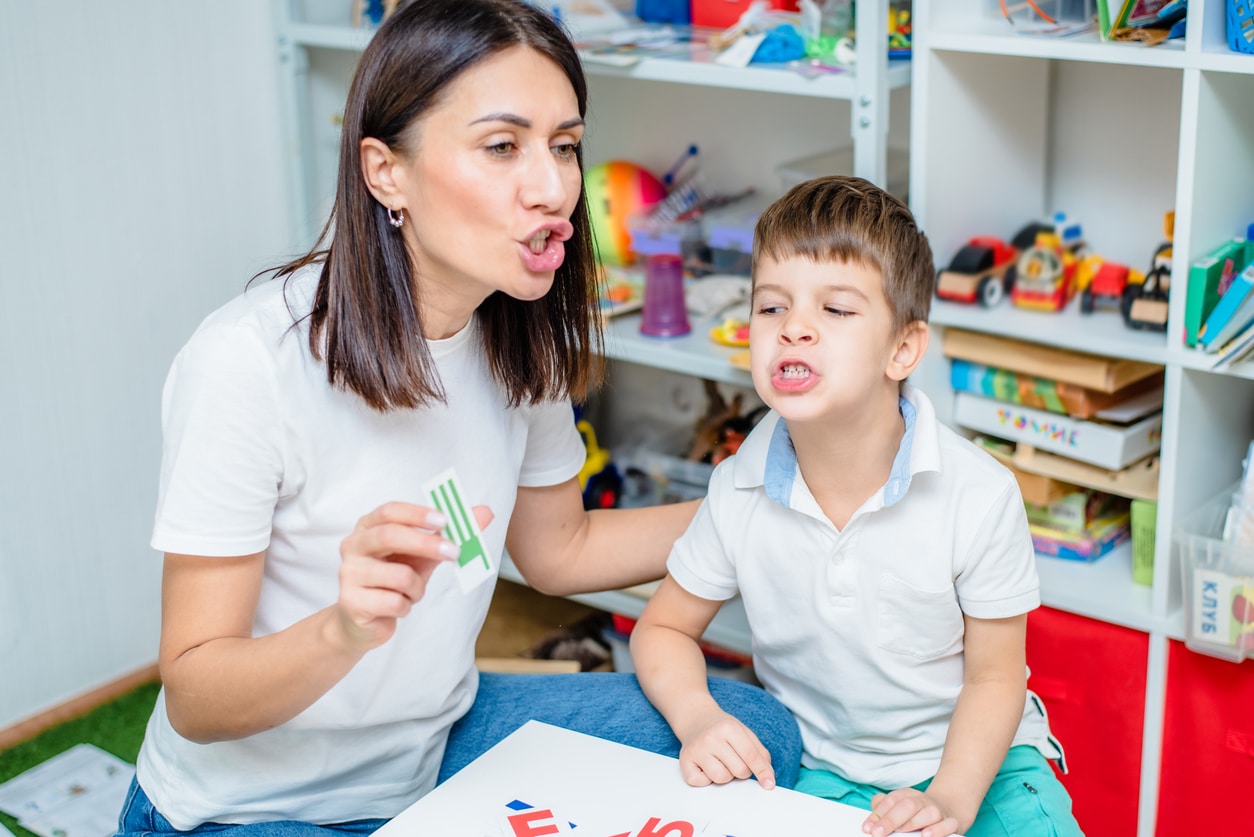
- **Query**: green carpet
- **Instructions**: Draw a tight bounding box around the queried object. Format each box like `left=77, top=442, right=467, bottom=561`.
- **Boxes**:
left=0, top=681, right=159, bottom=837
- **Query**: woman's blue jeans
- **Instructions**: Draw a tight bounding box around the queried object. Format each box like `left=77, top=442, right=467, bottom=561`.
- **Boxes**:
left=116, top=672, right=801, bottom=837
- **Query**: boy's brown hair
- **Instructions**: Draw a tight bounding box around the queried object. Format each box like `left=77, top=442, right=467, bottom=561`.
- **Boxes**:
left=752, top=175, right=934, bottom=333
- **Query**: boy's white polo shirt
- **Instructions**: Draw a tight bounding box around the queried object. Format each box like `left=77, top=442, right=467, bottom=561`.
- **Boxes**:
left=667, top=384, right=1063, bottom=789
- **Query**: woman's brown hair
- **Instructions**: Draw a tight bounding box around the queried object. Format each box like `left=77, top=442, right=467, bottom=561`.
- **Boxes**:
left=270, top=0, right=602, bottom=411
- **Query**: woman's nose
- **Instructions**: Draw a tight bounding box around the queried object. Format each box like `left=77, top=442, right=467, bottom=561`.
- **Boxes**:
left=521, top=148, right=569, bottom=212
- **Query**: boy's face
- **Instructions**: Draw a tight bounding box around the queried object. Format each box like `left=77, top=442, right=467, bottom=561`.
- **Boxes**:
left=749, top=255, right=905, bottom=426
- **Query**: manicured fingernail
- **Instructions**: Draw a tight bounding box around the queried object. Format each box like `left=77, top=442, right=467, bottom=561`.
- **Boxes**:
left=427, top=511, right=447, bottom=528
left=438, top=540, right=459, bottom=560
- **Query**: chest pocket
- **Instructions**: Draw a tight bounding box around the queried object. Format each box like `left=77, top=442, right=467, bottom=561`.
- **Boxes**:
left=877, top=573, right=964, bottom=660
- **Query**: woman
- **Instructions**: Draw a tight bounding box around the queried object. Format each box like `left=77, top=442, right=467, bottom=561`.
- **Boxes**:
left=117, top=2, right=800, bottom=836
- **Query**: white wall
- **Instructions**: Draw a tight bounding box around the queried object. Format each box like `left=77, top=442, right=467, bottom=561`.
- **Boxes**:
left=0, top=3, right=292, bottom=728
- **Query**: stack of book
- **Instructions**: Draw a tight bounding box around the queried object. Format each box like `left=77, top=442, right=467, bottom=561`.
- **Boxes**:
left=944, top=329, right=1165, bottom=472
left=1187, top=230, right=1254, bottom=369
left=1026, top=489, right=1132, bottom=563
left=943, top=330, right=1163, bottom=563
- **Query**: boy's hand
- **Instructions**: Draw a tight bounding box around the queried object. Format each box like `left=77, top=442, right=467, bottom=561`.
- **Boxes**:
left=678, top=711, right=776, bottom=790
left=863, top=788, right=965, bottom=837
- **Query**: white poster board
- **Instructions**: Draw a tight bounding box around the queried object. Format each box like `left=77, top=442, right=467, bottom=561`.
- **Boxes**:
left=376, top=720, right=929, bottom=836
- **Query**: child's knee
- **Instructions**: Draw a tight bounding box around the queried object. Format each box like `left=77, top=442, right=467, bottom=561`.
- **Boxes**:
left=973, top=755, right=1085, bottom=837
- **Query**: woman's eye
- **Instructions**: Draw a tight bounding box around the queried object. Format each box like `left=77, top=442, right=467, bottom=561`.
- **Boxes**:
left=553, top=142, right=580, bottom=161
left=487, top=141, right=516, bottom=157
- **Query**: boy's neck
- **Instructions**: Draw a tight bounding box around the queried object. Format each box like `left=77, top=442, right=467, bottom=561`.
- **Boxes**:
left=786, top=388, right=907, bottom=530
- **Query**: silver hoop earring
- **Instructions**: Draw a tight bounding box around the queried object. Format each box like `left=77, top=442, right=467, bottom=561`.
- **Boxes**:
left=387, top=206, right=404, bottom=229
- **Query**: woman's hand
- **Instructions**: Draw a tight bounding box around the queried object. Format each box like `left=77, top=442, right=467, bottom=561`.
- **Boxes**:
left=335, top=501, right=493, bottom=651
left=677, top=710, right=777, bottom=790
left=862, top=788, right=966, bottom=837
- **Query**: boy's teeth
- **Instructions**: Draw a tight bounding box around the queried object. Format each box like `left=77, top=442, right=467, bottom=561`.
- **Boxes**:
left=529, top=230, right=550, bottom=253
left=782, top=364, right=810, bottom=378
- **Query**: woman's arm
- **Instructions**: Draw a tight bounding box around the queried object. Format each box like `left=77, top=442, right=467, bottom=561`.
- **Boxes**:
left=159, top=502, right=480, bottom=743
left=504, top=477, right=698, bottom=596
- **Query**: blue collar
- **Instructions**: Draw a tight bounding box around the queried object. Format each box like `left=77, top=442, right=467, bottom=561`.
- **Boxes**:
left=761, top=395, right=918, bottom=510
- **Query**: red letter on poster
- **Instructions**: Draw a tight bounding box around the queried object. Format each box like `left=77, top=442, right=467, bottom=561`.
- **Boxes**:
left=636, top=817, right=695, bottom=837
left=507, top=809, right=561, bottom=837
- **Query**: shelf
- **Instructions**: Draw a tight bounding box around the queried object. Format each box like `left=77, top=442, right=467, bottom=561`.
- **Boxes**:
left=930, top=299, right=1171, bottom=365
left=499, top=555, right=752, bottom=655
left=281, top=21, right=910, bottom=100
left=1036, top=541, right=1157, bottom=633
left=928, top=21, right=1188, bottom=68
left=581, top=52, right=911, bottom=99
left=602, top=312, right=754, bottom=388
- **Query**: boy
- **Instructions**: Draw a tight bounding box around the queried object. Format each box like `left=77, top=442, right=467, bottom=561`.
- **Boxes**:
left=630, top=177, right=1083, bottom=837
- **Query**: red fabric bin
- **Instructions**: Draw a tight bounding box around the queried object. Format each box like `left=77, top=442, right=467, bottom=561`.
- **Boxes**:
left=1026, top=606, right=1147, bottom=837
left=1156, top=639, right=1254, bottom=835
left=691, top=0, right=799, bottom=29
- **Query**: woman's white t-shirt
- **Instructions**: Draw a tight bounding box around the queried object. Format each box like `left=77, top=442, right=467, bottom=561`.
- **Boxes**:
left=138, top=267, right=585, bottom=829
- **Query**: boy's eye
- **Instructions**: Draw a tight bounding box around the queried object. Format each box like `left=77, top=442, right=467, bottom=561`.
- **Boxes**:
left=825, top=306, right=854, bottom=317
left=756, top=304, right=785, bottom=316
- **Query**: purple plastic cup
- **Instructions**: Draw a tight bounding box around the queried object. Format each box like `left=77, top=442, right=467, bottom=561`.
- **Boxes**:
left=639, top=254, right=690, bottom=338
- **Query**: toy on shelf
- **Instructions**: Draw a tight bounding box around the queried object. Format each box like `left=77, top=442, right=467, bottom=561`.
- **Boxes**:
left=936, top=235, right=1017, bottom=307
left=1075, top=254, right=1143, bottom=315
left=1012, top=232, right=1079, bottom=312
left=585, top=160, right=666, bottom=266
left=1122, top=211, right=1174, bottom=333
left=576, top=413, right=622, bottom=510
left=1010, top=213, right=1085, bottom=313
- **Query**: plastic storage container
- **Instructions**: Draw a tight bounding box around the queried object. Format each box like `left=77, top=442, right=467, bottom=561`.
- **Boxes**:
left=775, top=145, right=910, bottom=202
left=702, top=200, right=768, bottom=276
left=1175, top=482, right=1254, bottom=662
left=690, top=0, right=798, bottom=29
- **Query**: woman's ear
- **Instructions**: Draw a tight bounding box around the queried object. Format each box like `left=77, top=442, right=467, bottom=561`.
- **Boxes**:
left=887, top=320, right=930, bottom=382
left=359, top=137, right=405, bottom=211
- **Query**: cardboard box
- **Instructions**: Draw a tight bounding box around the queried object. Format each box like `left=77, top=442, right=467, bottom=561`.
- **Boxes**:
left=942, top=329, right=1163, bottom=393
left=954, top=392, right=1162, bottom=471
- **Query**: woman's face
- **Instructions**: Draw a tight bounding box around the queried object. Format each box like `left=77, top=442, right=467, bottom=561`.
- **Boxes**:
left=394, top=46, right=584, bottom=333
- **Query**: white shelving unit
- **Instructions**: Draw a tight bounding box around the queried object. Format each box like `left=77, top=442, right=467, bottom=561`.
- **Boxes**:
left=272, top=0, right=907, bottom=656
left=911, top=3, right=1254, bottom=834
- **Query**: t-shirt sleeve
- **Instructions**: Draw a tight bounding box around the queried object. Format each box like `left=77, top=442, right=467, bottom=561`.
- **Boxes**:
left=665, top=465, right=739, bottom=602
left=151, top=322, right=285, bottom=557
left=954, top=479, right=1040, bottom=619
left=516, top=397, right=585, bottom=488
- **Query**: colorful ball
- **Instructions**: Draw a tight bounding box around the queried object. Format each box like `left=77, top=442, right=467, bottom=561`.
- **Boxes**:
left=584, top=161, right=666, bottom=266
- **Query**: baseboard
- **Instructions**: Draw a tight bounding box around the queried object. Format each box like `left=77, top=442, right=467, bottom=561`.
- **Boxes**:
left=0, top=663, right=160, bottom=750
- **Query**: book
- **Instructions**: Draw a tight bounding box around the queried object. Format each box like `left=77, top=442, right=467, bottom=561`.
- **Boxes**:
left=1185, top=238, right=1249, bottom=348
left=1030, top=510, right=1131, bottom=562
left=949, top=358, right=1163, bottom=419
left=953, top=392, right=1162, bottom=471
left=941, top=329, right=1164, bottom=393
left=1212, top=317, right=1254, bottom=371
left=1199, top=263, right=1254, bottom=351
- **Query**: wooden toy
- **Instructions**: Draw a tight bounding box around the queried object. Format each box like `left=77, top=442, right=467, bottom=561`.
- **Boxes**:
left=1011, top=231, right=1079, bottom=312
left=936, top=235, right=1018, bottom=306
left=1123, top=211, right=1174, bottom=332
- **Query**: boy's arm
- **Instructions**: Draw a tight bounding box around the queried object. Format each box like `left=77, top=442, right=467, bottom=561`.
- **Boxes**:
left=868, top=612, right=1028, bottom=837
left=631, top=576, right=777, bottom=789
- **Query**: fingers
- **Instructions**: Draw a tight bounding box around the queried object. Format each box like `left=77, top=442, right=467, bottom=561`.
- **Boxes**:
left=863, top=790, right=959, bottom=837
left=678, top=721, right=775, bottom=790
